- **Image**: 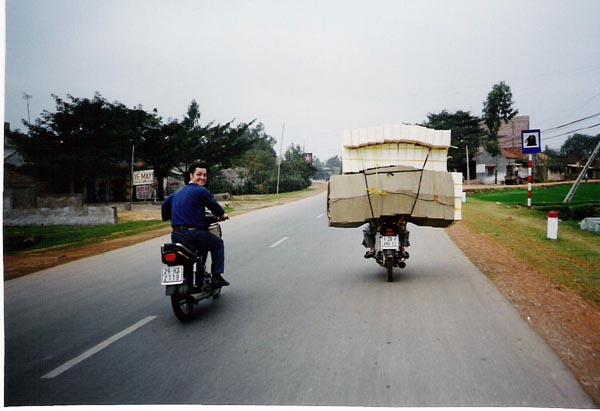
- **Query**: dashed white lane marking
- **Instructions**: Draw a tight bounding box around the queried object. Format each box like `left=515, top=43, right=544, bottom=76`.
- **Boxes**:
left=269, top=237, right=289, bottom=248
left=316, top=213, right=325, bottom=219
left=41, top=315, right=157, bottom=379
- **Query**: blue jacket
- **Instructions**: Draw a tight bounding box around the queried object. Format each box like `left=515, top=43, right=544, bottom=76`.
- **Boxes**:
left=161, top=183, right=224, bottom=229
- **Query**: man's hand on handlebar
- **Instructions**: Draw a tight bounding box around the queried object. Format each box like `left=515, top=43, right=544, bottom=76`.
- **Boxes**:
left=217, top=213, right=229, bottom=221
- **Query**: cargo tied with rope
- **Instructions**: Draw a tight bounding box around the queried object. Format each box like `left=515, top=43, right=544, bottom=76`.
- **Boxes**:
left=327, top=124, right=463, bottom=228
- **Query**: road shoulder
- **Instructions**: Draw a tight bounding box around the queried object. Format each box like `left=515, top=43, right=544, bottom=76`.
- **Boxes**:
left=446, top=222, right=600, bottom=405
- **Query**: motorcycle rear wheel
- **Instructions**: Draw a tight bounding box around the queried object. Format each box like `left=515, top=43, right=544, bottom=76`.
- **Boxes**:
left=171, top=292, right=195, bottom=322
left=385, top=255, right=394, bottom=282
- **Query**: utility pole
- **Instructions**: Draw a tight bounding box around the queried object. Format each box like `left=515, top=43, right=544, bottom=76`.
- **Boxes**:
left=465, top=144, right=470, bottom=182
left=276, top=122, right=285, bottom=195
left=129, top=144, right=135, bottom=210
left=23, top=93, right=32, bottom=133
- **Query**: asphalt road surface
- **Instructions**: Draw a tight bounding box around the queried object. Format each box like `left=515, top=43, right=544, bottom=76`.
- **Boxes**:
left=3, top=193, right=595, bottom=407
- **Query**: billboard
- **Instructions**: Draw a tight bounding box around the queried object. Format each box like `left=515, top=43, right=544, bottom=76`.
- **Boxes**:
left=133, top=169, right=154, bottom=185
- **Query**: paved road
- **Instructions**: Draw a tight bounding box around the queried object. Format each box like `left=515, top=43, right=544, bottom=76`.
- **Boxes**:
left=3, top=193, right=594, bottom=407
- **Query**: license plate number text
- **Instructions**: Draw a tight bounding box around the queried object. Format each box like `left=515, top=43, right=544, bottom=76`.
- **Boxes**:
left=381, top=235, right=399, bottom=249
left=161, top=266, right=184, bottom=285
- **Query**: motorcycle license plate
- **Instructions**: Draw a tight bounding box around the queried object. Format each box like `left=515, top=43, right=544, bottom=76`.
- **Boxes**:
left=161, top=266, right=184, bottom=285
left=381, top=235, right=399, bottom=249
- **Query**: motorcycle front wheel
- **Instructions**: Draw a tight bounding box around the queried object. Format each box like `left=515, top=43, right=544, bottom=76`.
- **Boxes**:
left=171, top=291, right=195, bottom=322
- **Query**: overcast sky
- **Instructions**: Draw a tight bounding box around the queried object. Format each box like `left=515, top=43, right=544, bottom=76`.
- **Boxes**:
left=5, top=0, right=600, bottom=160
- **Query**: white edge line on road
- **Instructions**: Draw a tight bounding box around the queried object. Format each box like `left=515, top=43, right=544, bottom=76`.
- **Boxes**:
left=269, top=237, right=289, bottom=248
left=41, top=315, right=157, bottom=379
left=316, top=213, right=325, bottom=219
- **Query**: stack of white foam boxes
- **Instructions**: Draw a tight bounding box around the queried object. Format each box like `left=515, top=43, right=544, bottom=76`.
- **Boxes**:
left=327, top=124, right=463, bottom=228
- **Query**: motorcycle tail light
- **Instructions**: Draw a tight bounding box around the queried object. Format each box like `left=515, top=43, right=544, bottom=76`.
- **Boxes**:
left=383, top=228, right=396, bottom=236
left=163, top=253, right=178, bottom=263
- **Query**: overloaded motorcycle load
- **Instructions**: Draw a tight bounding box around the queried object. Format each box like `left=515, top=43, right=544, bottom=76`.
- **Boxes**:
left=327, top=124, right=463, bottom=228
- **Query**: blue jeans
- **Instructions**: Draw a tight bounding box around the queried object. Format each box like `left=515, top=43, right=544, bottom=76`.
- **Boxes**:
left=171, top=229, right=225, bottom=274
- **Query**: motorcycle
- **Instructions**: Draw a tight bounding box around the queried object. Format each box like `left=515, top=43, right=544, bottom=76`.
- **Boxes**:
left=373, top=216, right=410, bottom=282
left=160, top=216, right=224, bottom=322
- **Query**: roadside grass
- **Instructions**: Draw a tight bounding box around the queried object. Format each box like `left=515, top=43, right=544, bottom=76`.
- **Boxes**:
left=471, top=181, right=600, bottom=205
left=463, top=193, right=600, bottom=306
left=227, top=185, right=324, bottom=204
left=3, top=183, right=326, bottom=256
left=3, top=220, right=169, bottom=255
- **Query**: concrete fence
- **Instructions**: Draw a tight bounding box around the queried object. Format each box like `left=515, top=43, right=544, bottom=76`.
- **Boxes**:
left=3, top=206, right=117, bottom=226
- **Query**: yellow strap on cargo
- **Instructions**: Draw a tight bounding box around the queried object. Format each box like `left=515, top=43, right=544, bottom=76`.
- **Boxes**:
left=368, top=187, right=387, bottom=196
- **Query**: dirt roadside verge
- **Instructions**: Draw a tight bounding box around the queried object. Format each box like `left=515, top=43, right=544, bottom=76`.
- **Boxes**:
left=446, top=222, right=600, bottom=405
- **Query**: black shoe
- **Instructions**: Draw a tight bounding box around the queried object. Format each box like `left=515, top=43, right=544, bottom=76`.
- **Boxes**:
left=212, top=273, right=230, bottom=287
left=364, top=250, right=375, bottom=259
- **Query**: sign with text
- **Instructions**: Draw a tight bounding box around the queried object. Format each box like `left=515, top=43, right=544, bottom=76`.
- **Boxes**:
left=133, top=169, right=154, bottom=185
left=521, top=129, right=541, bottom=154
left=136, top=185, right=153, bottom=200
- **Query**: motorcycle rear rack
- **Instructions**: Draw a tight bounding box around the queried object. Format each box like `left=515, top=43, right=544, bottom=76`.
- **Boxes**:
left=161, top=242, right=202, bottom=264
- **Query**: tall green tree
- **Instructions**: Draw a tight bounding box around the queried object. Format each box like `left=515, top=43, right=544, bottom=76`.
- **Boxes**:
left=135, top=108, right=179, bottom=200
left=422, top=110, right=483, bottom=178
left=236, top=123, right=277, bottom=191
left=9, top=93, right=147, bottom=198
left=172, top=100, right=255, bottom=179
left=482, top=81, right=518, bottom=157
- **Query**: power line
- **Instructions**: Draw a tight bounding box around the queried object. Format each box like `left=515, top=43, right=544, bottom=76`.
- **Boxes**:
left=492, top=112, right=600, bottom=147
left=542, top=122, right=600, bottom=140
left=542, top=112, right=600, bottom=134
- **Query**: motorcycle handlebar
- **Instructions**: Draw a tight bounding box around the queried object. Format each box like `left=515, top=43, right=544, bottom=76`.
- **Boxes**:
left=206, top=213, right=229, bottom=223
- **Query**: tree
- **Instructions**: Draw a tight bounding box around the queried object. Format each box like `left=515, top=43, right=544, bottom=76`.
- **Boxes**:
left=560, top=133, right=600, bottom=162
left=482, top=81, right=518, bottom=157
left=135, top=108, right=179, bottom=200
left=482, top=81, right=518, bottom=183
left=9, top=93, right=148, bottom=199
left=326, top=155, right=342, bottom=175
left=422, top=110, right=483, bottom=178
left=171, top=100, right=255, bottom=179
left=542, top=145, right=564, bottom=172
left=278, top=144, right=316, bottom=192
left=236, top=123, right=277, bottom=191
left=8, top=93, right=315, bottom=202
left=543, top=145, right=561, bottom=158
left=311, top=157, right=331, bottom=180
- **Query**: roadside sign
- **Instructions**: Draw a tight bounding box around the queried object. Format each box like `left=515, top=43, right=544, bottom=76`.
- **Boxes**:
left=133, top=169, right=154, bottom=185
left=136, top=184, right=153, bottom=200
left=522, top=129, right=541, bottom=154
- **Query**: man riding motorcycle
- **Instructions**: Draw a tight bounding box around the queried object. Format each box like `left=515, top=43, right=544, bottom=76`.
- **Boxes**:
left=161, top=160, right=230, bottom=287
